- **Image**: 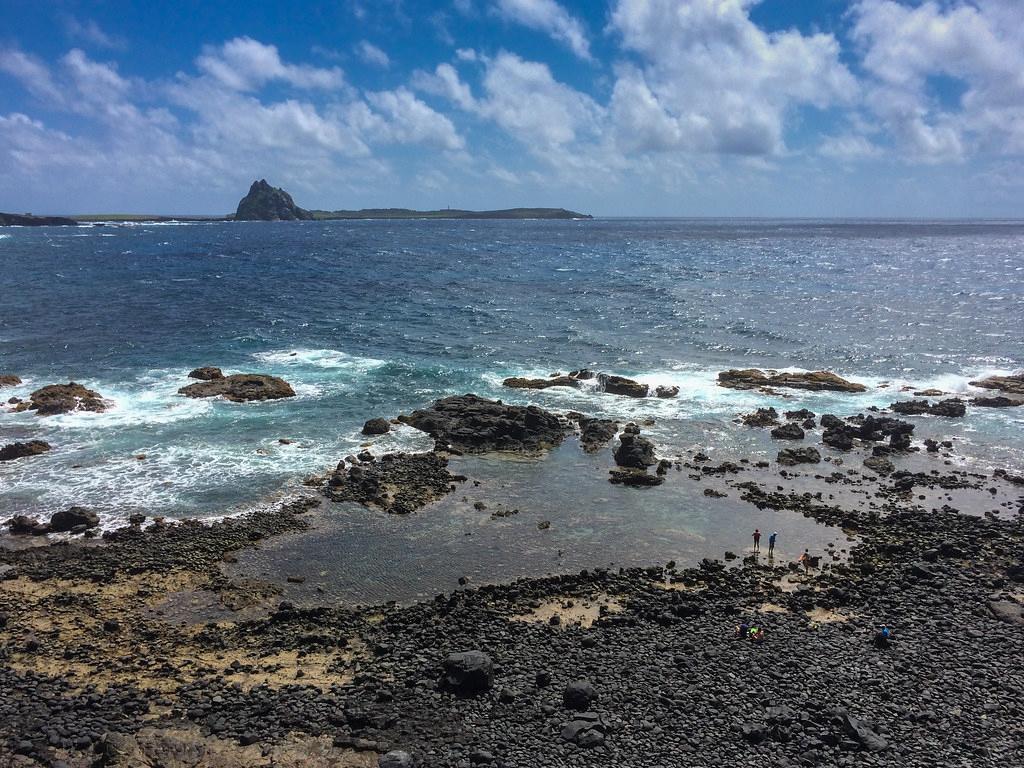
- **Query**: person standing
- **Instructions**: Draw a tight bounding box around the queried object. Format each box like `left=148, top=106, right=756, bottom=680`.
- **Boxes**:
left=752, top=528, right=761, bottom=552
left=768, top=531, right=777, bottom=557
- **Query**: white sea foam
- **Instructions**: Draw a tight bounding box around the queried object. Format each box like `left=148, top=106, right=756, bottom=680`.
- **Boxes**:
left=0, top=233, right=11, bottom=240
left=252, top=348, right=386, bottom=371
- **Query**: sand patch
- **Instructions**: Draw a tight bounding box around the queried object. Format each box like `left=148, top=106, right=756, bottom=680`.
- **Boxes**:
left=652, top=579, right=706, bottom=593
left=511, top=594, right=622, bottom=629
left=757, top=602, right=790, bottom=614
left=773, top=574, right=820, bottom=594
left=806, top=607, right=856, bottom=625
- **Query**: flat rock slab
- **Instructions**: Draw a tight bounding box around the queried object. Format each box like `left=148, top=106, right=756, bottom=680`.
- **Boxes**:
left=719, top=369, right=867, bottom=393
left=323, top=452, right=461, bottom=515
left=969, top=373, right=1024, bottom=395
left=0, top=440, right=51, bottom=462
left=178, top=374, right=295, bottom=402
left=15, top=382, right=108, bottom=415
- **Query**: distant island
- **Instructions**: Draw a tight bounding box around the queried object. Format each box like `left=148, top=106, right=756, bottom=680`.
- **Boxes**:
left=0, top=179, right=591, bottom=225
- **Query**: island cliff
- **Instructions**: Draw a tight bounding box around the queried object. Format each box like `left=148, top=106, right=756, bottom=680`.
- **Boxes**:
left=233, top=180, right=314, bottom=221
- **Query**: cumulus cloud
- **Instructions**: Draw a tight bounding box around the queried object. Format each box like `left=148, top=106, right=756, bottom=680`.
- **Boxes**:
left=608, top=0, right=857, bottom=156
left=356, top=41, right=390, bottom=68
left=495, top=0, right=592, bottom=60
left=196, top=37, right=345, bottom=91
left=851, top=0, right=1024, bottom=162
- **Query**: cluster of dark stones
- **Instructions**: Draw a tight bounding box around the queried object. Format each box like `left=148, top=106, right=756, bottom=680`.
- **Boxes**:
left=323, top=452, right=464, bottom=515
left=969, top=373, right=1024, bottom=408
left=890, top=398, right=967, bottom=417
left=609, top=424, right=666, bottom=487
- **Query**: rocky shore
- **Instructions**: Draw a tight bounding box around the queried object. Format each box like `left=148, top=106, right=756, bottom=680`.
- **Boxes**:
left=2, top=388, right=1022, bottom=767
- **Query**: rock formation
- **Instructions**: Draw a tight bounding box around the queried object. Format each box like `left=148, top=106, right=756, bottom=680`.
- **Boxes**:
left=178, top=374, right=295, bottom=402
left=718, top=369, right=867, bottom=393
left=15, top=383, right=108, bottom=415
left=234, top=180, right=314, bottom=221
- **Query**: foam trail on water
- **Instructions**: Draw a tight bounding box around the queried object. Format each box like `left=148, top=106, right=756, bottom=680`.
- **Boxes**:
left=252, top=348, right=386, bottom=371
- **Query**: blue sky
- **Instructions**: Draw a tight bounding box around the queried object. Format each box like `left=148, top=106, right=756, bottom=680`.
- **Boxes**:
left=1, top=0, right=1022, bottom=216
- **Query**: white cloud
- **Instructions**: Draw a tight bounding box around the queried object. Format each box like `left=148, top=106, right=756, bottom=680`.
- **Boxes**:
left=357, top=41, right=390, bottom=68
left=819, top=133, right=884, bottom=160
left=364, top=88, right=465, bottom=150
left=851, top=0, right=1024, bottom=162
left=495, top=0, right=592, bottom=61
left=196, top=37, right=345, bottom=91
left=608, top=0, right=857, bottom=156
left=61, top=17, right=125, bottom=50
left=0, top=49, right=64, bottom=103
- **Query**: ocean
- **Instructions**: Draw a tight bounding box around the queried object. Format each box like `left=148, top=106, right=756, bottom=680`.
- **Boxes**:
left=1, top=219, right=1022, bottom=595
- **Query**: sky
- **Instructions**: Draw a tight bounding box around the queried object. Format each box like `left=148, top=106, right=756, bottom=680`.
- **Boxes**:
left=1, top=0, right=1023, bottom=217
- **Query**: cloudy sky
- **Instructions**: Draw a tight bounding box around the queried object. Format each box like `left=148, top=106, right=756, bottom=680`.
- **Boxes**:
left=1, top=0, right=1023, bottom=216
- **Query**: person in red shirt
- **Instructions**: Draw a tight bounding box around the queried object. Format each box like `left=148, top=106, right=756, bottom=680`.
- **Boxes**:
left=752, top=528, right=761, bottom=552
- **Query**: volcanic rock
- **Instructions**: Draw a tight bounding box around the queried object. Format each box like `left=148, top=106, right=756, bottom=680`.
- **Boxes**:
left=770, top=423, right=805, bottom=440
left=973, top=395, right=1024, bottom=408
left=718, top=369, right=867, bottom=392
left=563, top=680, right=597, bottom=710
left=0, top=374, right=21, bottom=387
left=361, top=418, right=391, bottom=436
left=178, top=374, right=295, bottom=402
left=741, top=407, right=779, bottom=427
left=398, top=394, right=571, bottom=453
left=969, top=372, right=1024, bottom=395
left=891, top=398, right=966, bottom=417
left=578, top=418, right=618, bottom=453
left=379, top=751, right=415, bottom=768
left=16, top=382, right=107, bottom=415
left=614, top=433, right=656, bottom=468
left=863, top=456, right=895, bottom=475
left=187, top=366, right=224, bottom=381
left=777, top=447, right=821, bottom=465
left=324, top=452, right=459, bottom=514
left=597, top=374, right=649, bottom=398
left=234, top=179, right=314, bottom=221
left=654, top=385, right=680, bottom=398
left=502, top=376, right=579, bottom=390
left=608, top=468, right=664, bottom=487
left=49, top=507, right=100, bottom=533
left=442, top=650, right=493, bottom=695
left=0, top=440, right=51, bottom=462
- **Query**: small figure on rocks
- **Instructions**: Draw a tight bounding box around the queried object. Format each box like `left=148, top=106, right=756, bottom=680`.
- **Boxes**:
left=768, top=530, right=778, bottom=557
left=873, top=624, right=892, bottom=649
left=752, top=528, right=761, bottom=552
left=749, top=626, right=765, bottom=644
left=799, top=549, right=813, bottom=573
left=736, top=621, right=750, bottom=639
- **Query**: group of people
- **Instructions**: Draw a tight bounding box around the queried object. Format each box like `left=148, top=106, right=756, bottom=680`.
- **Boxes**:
left=735, top=622, right=765, bottom=643
left=751, top=529, right=816, bottom=573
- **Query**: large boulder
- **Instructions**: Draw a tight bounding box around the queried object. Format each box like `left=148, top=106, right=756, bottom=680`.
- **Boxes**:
left=187, top=366, right=223, bottom=381
left=323, top=452, right=460, bottom=514
left=597, top=374, right=649, bottom=397
left=361, top=417, right=391, bottom=435
left=502, top=376, right=579, bottom=390
left=398, top=394, right=571, bottom=453
left=973, top=395, right=1023, bottom=408
left=49, top=506, right=100, bottom=533
left=969, top=372, right=1024, bottom=395
left=234, top=179, right=314, bottom=221
left=563, top=680, right=597, bottom=710
left=178, top=374, right=295, bottom=402
left=0, top=441, right=51, bottom=462
left=15, top=382, right=107, bottom=415
left=770, top=423, right=805, bottom=440
left=579, top=418, right=618, bottom=453
left=654, top=385, right=679, bottom=398
left=718, top=369, right=866, bottom=393
left=442, top=650, right=494, bottom=695
left=0, top=374, right=21, bottom=387
left=614, top=433, right=656, bottom=468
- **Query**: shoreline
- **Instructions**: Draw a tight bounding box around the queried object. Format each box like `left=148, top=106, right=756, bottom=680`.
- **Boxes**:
left=2, top=391, right=1022, bottom=766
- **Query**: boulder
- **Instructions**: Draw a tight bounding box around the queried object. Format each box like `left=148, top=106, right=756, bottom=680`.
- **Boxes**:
left=361, top=418, right=391, bottom=435
left=597, top=374, right=649, bottom=398
left=49, top=506, right=100, bottom=533
left=654, top=385, right=680, bottom=398
left=563, top=680, right=597, bottom=710
left=785, top=408, right=815, bottom=420
left=398, top=394, right=571, bottom=453
left=0, top=440, right=51, bottom=462
left=0, top=374, right=21, bottom=387
left=178, top=373, right=295, bottom=402
left=614, top=433, right=656, bottom=468
left=770, top=423, right=805, bottom=440
left=578, top=418, right=618, bottom=453
left=890, top=400, right=931, bottom=416
left=842, top=714, right=888, bottom=752
left=973, top=395, right=1023, bottom=408
left=777, top=447, right=821, bottom=465
left=741, top=407, right=779, bottom=427
left=187, top=366, right=224, bottom=381
left=502, top=376, right=579, bottom=390
left=969, top=372, right=1024, bottom=395
left=442, top=650, right=494, bottom=695
left=822, top=429, right=854, bottom=450
left=16, top=382, right=107, bottom=415
left=568, top=369, right=595, bottom=380
left=7, top=515, right=47, bottom=535
left=608, top=468, right=664, bottom=487
left=234, top=179, right=314, bottom=221
left=718, top=368, right=866, bottom=393
left=930, top=398, right=966, bottom=417
left=891, top=398, right=966, bottom=417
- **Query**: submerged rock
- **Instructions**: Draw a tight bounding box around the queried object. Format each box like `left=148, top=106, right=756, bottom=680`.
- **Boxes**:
left=718, top=368, right=867, bottom=393
left=178, top=374, right=295, bottom=402
left=502, top=376, right=580, bottom=390
left=234, top=179, right=314, bottom=221
left=614, top=433, right=657, bottom=468
left=15, top=382, right=107, bottom=415
left=187, top=366, right=224, bottom=381
left=398, top=394, right=571, bottom=453
left=609, top=468, right=664, bottom=487
left=324, top=452, right=460, bottom=514
left=597, top=373, right=649, bottom=398
left=0, top=440, right=51, bottom=462
left=777, top=447, right=821, bottom=465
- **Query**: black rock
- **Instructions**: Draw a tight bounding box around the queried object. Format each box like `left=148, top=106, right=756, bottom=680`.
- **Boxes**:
left=442, top=650, right=494, bottom=695
left=777, top=447, right=821, bottom=465
left=563, top=679, right=597, bottom=710
left=49, top=507, right=100, bottom=533
left=614, top=433, right=657, bottom=468
left=0, top=440, right=51, bottom=462
left=770, top=423, right=805, bottom=440
left=234, top=179, right=314, bottom=221
left=362, top=418, right=391, bottom=436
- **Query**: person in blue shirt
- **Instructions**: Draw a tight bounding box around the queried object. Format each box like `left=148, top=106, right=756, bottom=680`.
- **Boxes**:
left=873, top=624, right=892, bottom=648
left=768, top=531, right=778, bottom=557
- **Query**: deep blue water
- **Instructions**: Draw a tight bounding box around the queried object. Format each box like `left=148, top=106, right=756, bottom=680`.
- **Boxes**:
left=1, top=219, right=1022, bottom=525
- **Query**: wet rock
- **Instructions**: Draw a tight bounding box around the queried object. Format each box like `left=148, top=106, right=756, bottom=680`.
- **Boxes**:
left=502, top=376, right=579, bottom=390
left=0, top=374, right=21, bottom=387
left=614, top=433, right=656, bottom=468
left=16, top=382, right=108, bottom=415
left=568, top=369, right=595, bottom=380
left=0, top=440, right=51, bottom=462
left=891, top=398, right=966, bottom=417
left=187, top=366, right=224, bottom=381
left=442, top=650, right=493, bottom=695
left=362, top=418, right=391, bottom=436
left=969, top=372, right=1024, bottom=395
left=890, top=399, right=931, bottom=416
left=718, top=369, right=867, bottom=392
left=785, top=408, right=815, bottom=420
left=49, top=506, right=99, bottom=533
left=654, top=385, right=680, bottom=398
left=324, top=452, right=460, bottom=514
left=741, top=407, right=779, bottom=427
left=820, top=414, right=843, bottom=429
left=398, top=394, right=571, bottom=453
left=973, top=395, right=1024, bottom=408
left=597, top=373, right=649, bottom=398
left=770, top=423, right=805, bottom=440
left=563, top=680, right=597, bottom=710
left=178, top=374, right=295, bottom=402
left=777, top=447, right=821, bottom=465
left=822, top=429, right=854, bottom=450
left=609, top=468, right=664, bottom=487
left=7, top=515, right=47, bottom=535
left=931, top=398, right=967, bottom=417
left=578, top=418, right=617, bottom=453
left=863, top=456, right=895, bottom=476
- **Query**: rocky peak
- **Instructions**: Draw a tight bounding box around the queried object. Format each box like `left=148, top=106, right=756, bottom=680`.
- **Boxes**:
left=234, top=179, right=313, bottom=221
